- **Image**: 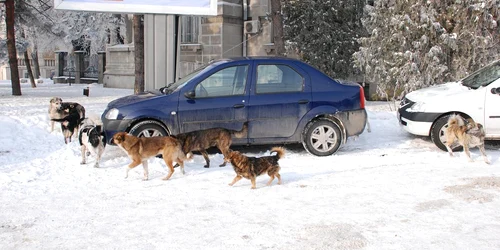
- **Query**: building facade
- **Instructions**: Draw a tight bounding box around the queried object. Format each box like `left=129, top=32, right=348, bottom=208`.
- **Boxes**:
left=104, top=0, right=276, bottom=90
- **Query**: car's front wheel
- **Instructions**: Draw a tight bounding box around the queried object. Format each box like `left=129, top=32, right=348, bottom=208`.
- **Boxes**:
left=430, top=115, right=462, bottom=152
left=302, top=118, right=343, bottom=156
left=129, top=120, right=169, bottom=138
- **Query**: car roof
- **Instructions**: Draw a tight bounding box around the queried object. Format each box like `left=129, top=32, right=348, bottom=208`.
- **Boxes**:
left=211, top=56, right=302, bottom=64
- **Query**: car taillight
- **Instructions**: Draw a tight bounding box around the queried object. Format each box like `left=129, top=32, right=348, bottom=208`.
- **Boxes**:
left=359, top=85, right=365, bottom=109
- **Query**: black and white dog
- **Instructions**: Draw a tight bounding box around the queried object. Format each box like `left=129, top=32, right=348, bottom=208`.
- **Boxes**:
left=78, top=118, right=106, bottom=168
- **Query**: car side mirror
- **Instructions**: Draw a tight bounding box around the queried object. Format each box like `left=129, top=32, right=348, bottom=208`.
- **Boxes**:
left=184, top=91, right=195, bottom=99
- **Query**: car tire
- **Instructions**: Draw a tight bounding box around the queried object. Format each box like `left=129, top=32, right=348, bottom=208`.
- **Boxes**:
left=129, top=120, right=169, bottom=138
left=302, top=118, right=343, bottom=156
left=430, top=115, right=462, bottom=152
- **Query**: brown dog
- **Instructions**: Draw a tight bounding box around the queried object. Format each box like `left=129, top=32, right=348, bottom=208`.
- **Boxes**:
left=445, top=114, right=489, bottom=164
left=224, top=147, right=285, bottom=189
left=112, top=132, right=187, bottom=180
left=173, top=122, right=248, bottom=168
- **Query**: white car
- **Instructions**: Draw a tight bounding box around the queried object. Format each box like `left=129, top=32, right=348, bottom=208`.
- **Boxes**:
left=398, top=59, right=500, bottom=150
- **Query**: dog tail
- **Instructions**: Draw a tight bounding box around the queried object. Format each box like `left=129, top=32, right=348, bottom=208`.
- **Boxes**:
left=447, top=114, right=464, bottom=127
left=270, top=147, right=285, bottom=159
left=231, top=121, right=248, bottom=138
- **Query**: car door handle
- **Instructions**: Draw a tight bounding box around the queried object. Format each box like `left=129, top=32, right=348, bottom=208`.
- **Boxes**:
left=298, top=99, right=309, bottom=104
left=233, top=104, right=245, bottom=108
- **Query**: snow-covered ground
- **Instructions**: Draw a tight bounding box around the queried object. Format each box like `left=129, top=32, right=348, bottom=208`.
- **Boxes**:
left=1, top=80, right=499, bottom=250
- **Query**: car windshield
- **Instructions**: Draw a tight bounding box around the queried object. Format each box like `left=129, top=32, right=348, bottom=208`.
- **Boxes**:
left=461, top=60, right=500, bottom=89
left=161, top=65, right=208, bottom=94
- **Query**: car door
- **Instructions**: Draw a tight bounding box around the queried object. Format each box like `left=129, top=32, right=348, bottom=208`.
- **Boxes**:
left=247, top=61, right=312, bottom=141
left=484, top=78, right=500, bottom=137
left=176, top=64, right=250, bottom=142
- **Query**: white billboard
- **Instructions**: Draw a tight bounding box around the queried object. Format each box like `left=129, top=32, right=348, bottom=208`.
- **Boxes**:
left=54, top=0, right=218, bottom=15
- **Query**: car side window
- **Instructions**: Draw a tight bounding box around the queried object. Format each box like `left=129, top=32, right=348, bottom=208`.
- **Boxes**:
left=256, top=64, right=304, bottom=94
left=195, top=65, right=248, bottom=98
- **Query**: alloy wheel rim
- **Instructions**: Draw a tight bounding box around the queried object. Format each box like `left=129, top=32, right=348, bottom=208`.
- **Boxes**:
left=138, top=129, right=163, bottom=137
left=310, top=125, right=337, bottom=153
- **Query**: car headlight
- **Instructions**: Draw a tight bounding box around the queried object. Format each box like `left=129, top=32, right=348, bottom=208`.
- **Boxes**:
left=105, top=108, right=120, bottom=119
left=408, top=102, right=426, bottom=112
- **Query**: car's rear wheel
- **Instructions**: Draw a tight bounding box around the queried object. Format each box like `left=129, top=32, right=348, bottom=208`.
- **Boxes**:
left=302, top=118, right=343, bottom=156
left=129, top=120, right=169, bottom=138
left=430, top=115, right=462, bottom=152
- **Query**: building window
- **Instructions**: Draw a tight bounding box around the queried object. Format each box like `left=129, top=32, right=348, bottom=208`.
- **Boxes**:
left=181, top=16, right=200, bottom=44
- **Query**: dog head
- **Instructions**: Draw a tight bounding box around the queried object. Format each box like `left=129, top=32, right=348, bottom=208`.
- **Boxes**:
left=224, top=149, right=240, bottom=163
left=111, top=132, right=128, bottom=146
left=50, top=97, right=63, bottom=110
left=80, top=117, right=96, bottom=127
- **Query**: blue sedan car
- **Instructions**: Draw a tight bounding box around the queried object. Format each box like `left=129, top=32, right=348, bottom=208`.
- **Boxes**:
left=102, top=57, right=367, bottom=156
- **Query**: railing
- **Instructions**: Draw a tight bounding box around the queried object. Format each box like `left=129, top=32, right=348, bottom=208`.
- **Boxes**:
left=62, top=66, right=98, bottom=79
left=83, top=65, right=98, bottom=78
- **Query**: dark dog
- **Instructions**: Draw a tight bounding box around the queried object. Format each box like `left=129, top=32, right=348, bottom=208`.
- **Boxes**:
left=224, top=147, right=285, bottom=189
left=48, top=97, right=85, bottom=132
left=173, top=122, right=248, bottom=168
left=112, top=132, right=187, bottom=181
left=79, top=118, right=106, bottom=168
left=51, top=105, right=85, bottom=144
left=445, top=114, right=489, bottom=164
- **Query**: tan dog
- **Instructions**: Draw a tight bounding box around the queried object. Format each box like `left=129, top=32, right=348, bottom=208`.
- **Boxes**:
left=224, top=147, right=285, bottom=189
left=445, top=114, right=489, bottom=164
left=112, top=132, right=187, bottom=180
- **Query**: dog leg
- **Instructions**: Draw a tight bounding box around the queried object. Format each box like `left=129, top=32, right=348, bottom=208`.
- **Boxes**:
left=276, top=173, right=282, bottom=185
left=176, top=158, right=185, bottom=175
left=445, top=144, right=454, bottom=157
left=142, top=160, right=149, bottom=181
left=50, top=120, right=55, bottom=132
left=478, top=145, right=490, bottom=164
left=201, top=150, right=210, bottom=168
left=266, top=175, right=275, bottom=186
left=80, top=145, right=87, bottom=165
left=463, top=145, right=473, bottom=162
left=125, top=160, right=142, bottom=179
left=218, top=145, right=229, bottom=167
left=94, top=147, right=104, bottom=168
left=250, top=177, right=257, bottom=189
left=162, top=159, right=175, bottom=180
left=229, top=175, right=242, bottom=186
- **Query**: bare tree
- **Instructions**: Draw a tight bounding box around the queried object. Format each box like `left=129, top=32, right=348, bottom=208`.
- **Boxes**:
left=133, top=14, right=144, bottom=94
left=32, top=47, right=41, bottom=79
left=5, top=0, right=21, bottom=95
left=21, top=29, right=36, bottom=88
left=270, top=0, right=285, bottom=56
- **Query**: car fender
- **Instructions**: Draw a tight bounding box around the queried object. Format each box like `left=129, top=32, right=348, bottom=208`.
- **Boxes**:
left=295, top=106, right=347, bottom=143
left=124, top=109, right=173, bottom=133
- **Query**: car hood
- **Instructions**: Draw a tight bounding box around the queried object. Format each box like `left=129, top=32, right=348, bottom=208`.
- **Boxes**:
left=107, top=91, right=163, bottom=108
left=405, top=81, right=469, bottom=102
